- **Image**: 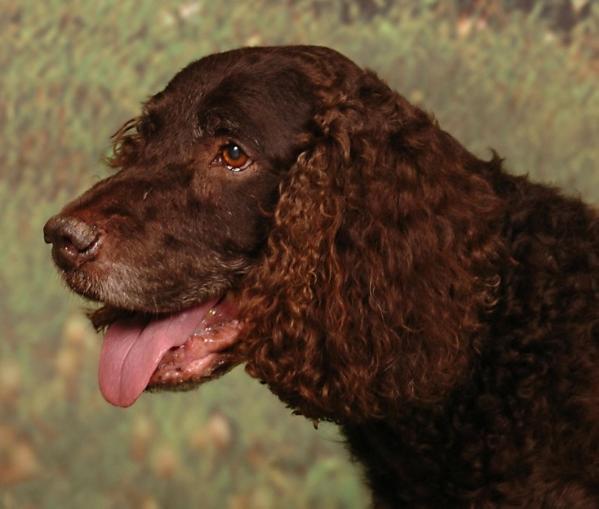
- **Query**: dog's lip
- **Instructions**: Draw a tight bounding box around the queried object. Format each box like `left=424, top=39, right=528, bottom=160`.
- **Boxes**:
left=148, top=296, right=241, bottom=387
left=146, top=323, right=240, bottom=389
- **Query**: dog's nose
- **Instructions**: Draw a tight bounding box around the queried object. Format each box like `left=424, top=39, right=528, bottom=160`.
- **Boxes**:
left=43, top=215, right=102, bottom=270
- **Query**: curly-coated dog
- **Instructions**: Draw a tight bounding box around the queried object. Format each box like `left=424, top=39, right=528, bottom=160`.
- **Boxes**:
left=44, top=46, right=598, bottom=507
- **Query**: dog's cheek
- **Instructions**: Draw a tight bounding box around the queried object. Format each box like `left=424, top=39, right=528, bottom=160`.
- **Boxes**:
left=223, top=170, right=281, bottom=245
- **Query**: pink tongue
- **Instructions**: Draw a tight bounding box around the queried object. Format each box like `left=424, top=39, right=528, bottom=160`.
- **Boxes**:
left=98, top=299, right=218, bottom=407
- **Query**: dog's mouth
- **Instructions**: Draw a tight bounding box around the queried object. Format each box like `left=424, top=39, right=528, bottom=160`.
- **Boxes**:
left=95, top=295, right=241, bottom=408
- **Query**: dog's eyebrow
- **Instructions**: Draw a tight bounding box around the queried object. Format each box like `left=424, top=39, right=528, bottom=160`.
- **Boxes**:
left=198, top=109, right=240, bottom=135
left=198, top=109, right=263, bottom=151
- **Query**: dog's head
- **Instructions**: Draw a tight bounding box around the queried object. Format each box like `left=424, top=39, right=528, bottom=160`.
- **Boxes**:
left=45, top=46, right=503, bottom=420
left=43, top=46, right=361, bottom=407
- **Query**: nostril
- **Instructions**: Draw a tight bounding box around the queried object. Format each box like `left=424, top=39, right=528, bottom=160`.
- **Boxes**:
left=43, top=214, right=102, bottom=269
left=45, top=215, right=96, bottom=249
left=60, top=231, right=100, bottom=255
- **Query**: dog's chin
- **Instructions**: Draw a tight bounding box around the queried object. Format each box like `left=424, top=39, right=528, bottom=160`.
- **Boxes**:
left=65, top=269, right=195, bottom=317
left=62, top=268, right=147, bottom=316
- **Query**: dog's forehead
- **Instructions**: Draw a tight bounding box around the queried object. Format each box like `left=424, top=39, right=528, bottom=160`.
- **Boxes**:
left=163, top=48, right=311, bottom=108
left=148, top=46, right=362, bottom=131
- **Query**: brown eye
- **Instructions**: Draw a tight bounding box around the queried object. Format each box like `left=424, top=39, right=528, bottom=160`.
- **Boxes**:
left=221, top=143, right=250, bottom=171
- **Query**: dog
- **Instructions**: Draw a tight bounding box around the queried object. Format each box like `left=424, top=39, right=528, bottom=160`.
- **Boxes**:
left=44, top=46, right=598, bottom=507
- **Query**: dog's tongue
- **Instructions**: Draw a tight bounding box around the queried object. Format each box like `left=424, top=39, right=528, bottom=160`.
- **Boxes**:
left=98, top=300, right=218, bottom=408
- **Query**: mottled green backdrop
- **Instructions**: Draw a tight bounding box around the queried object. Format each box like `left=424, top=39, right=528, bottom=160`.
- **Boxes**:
left=1, top=1, right=597, bottom=508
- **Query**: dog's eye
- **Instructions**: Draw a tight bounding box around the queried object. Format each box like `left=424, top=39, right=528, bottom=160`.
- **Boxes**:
left=221, top=143, right=251, bottom=172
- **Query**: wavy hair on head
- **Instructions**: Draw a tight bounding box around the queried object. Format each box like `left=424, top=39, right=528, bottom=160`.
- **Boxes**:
left=107, top=117, right=142, bottom=169
left=108, top=90, right=169, bottom=170
left=237, top=64, right=506, bottom=424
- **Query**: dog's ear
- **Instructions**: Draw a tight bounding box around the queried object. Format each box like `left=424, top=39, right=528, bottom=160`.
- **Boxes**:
left=239, top=71, right=505, bottom=423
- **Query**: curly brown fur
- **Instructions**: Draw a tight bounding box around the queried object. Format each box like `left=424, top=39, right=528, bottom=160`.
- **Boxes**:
left=44, top=46, right=598, bottom=507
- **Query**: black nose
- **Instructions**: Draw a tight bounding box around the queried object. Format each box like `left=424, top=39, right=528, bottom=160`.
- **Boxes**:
left=43, top=215, right=102, bottom=270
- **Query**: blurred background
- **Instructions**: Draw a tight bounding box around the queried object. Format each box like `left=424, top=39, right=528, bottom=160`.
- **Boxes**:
left=1, top=1, right=597, bottom=507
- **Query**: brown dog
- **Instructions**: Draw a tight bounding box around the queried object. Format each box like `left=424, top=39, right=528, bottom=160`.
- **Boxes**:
left=45, top=46, right=598, bottom=507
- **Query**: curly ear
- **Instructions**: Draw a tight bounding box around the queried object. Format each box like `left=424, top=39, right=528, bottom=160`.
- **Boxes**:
left=238, top=71, right=505, bottom=423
